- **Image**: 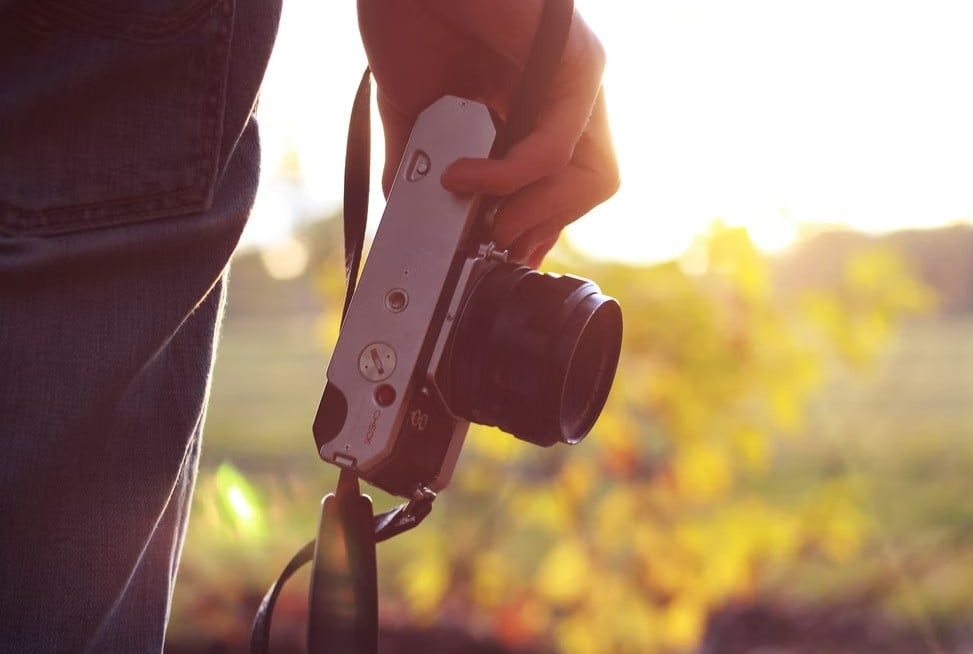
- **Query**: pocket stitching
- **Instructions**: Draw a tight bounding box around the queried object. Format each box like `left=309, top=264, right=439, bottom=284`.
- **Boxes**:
left=0, top=0, right=235, bottom=237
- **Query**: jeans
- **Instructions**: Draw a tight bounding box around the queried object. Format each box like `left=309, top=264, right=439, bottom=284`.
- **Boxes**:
left=0, top=0, right=281, bottom=650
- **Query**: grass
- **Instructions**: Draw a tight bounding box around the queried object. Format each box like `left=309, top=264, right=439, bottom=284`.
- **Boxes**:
left=752, top=316, right=973, bottom=640
left=203, top=313, right=330, bottom=470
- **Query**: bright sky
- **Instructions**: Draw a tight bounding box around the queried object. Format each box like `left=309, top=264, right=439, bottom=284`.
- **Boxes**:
left=249, top=0, right=973, bottom=265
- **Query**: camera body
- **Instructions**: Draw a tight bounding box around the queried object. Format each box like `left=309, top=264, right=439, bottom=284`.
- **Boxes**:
left=314, top=96, right=622, bottom=499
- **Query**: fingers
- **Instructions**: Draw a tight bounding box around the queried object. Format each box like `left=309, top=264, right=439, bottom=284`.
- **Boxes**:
left=486, top=91, right=619, bottom=262
left=492, top=162, right=605, bottom=264
left=524, top=235, right=560, bottom=268
left=441, top=20, right=606, bottom=196
left=362, top=0, right=618, bottom=259
left=440, top=104, right=582, bottom=195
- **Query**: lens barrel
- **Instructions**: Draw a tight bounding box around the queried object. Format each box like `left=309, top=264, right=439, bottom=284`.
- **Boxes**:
left=444, top=262, right=622, bottom=446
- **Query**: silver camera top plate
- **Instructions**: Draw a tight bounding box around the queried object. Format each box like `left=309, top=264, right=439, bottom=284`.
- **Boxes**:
left=318, top=96, right=496, bottom=477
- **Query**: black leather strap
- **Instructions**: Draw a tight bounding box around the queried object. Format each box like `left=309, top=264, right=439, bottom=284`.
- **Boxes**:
left=250, top=2, right=575, bottom=652
left=307, top=470, right=378, bottom=654
left=250, top=539, right=316, bottom=654
left=341, top=68, right=372, bottom=321
left=492, top=0, right=575, bottom=159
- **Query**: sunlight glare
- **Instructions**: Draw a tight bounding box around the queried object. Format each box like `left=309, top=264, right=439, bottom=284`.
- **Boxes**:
left=260, top=236, right=311, bottom=280
left=213, top=462, right=264, bottom=535
left=571, top=0, right=973, bottom=262
left=741, top=210, right=799, bottom=254
left=226, top=485, right=256, bottom=523
left=249, top=0, right=973, bottom=264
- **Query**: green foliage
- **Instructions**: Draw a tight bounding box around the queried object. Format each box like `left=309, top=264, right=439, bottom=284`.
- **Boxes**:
left=169, top=221, right=934, bottom=652
left=370, top=225, right=932, bottom=653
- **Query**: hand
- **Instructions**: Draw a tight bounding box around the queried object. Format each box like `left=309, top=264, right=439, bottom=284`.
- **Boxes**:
left=357, top=0, right=619, bottom=267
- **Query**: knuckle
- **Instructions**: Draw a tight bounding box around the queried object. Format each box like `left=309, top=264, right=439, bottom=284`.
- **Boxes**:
left=543, top=140, right=575, bottom=173
left=602, top=166, right=621, bottom=199
left=492, top=171, right=525, bottom=196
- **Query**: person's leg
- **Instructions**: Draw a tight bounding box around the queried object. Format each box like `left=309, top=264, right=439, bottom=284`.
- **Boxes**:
left=0, top=0, right=281, bottom=650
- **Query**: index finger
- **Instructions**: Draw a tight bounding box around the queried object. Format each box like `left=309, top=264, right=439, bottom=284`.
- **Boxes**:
left=441, top=13, right=606, bottom=195
left=441, top=83, right=597, bottom=195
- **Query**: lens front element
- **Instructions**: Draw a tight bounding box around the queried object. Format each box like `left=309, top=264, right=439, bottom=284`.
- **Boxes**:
left=446, top=263, right=623, bottom=446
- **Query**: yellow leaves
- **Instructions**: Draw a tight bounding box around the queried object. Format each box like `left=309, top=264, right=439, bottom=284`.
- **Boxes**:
left=592, top=410, right=643, bottom=476
left=554, top=615, right=604, bottom=654
left=552, top=573, right=663, bottom=654
left=845, top=247, right=935, bottom=315
left=397, top=546, right=450, bottom=620
left=801, top=290, right=843, bottom=335
left=595, top=487, right=642, bottom=539
left=493, top=598, right=551, bottom=648
left=558, top=457, right=597, bottom=508
left=672, top=442, right=733, bottom=502
left=770, top=386, right=802, bottom=433
left=535, top=539, right=591, bottom=607
left=746, top=508, right=802, bottom=566
left=471, top=551, right=513, bottom=609
left=466, top=424, right=523, bottom=462
left=732, top=427, right=770, bottom=472
left=820, top=508, right=864, bottom=562
left=661, top=598, right=706, bottom=651
left=643, top=546, right=703, bottom=606
left=715, top=501, right=803, bottom=575
left=510, top=485, right=573, bottom=533
left=368, top=233, right=925, bottom=653
left=706, top=222, right=771, bottom=302
left=801, top=246, right=934, bottom=366
left=315, top=313, right=341, bottom=356
left=802, top=481, right=867, bottom=563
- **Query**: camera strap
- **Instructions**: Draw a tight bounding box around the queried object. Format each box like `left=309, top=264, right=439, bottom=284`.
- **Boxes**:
left=250, top=1, right=574, bottom=652
left=250, top=69, right=436, bottom=654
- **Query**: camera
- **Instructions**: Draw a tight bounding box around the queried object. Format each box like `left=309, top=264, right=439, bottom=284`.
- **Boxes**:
left=314, top=96, right=622, bottom=498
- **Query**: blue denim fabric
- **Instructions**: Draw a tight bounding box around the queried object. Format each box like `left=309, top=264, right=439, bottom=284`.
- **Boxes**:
left=0, top=0, right=281, bottom=651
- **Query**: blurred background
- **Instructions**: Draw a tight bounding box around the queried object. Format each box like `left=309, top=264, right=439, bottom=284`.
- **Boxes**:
left=166, top=1, right=973, bottom=652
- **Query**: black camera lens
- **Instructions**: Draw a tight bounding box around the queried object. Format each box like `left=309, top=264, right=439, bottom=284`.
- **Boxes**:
left=444, top=262, right=622, bottom=447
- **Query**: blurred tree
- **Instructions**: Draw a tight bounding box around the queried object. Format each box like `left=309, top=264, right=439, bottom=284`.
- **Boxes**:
left=169, top=220, right=933, bottom=653
left=374, top=224, right=932, bottom=653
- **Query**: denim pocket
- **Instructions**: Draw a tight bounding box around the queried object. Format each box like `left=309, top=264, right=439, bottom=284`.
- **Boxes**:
left=0, top=0, right=235, bottom=236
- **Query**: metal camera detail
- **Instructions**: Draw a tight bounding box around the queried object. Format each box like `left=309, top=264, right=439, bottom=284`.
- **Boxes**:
left=313, top=96, right=623, bottom=498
